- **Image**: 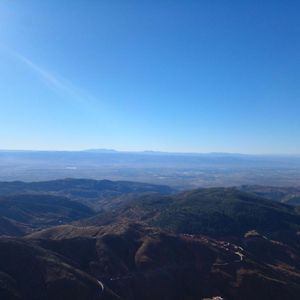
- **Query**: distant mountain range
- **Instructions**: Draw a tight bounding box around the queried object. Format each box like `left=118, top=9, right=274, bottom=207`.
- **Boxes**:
left=0, top=179, right=173, bottom=235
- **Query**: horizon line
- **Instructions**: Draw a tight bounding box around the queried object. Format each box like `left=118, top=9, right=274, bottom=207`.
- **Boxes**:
left=0, top=148, right=300, bottom=157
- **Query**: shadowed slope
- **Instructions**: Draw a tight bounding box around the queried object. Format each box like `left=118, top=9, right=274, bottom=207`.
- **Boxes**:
left=0, top=194, right=94, bottom=235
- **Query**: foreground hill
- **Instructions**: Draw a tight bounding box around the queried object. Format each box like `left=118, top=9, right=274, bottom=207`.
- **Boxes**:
left=0, top=194, right=94, bottom=235
left=80, top=188, right=300, bottom=238
left=26, top=222, right=300, bottom=300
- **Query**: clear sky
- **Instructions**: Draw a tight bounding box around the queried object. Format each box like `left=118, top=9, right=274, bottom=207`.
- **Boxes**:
left=0, top=0, right=299, bottom=154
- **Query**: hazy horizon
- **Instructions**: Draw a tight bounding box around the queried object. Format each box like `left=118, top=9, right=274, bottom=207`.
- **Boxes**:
left=1, top=147, right=300, bottom=156
left=1, top=1, right=300, bottom=154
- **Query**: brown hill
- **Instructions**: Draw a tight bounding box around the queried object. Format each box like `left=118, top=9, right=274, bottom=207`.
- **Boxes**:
left=26, top=222, right=300, bottom=300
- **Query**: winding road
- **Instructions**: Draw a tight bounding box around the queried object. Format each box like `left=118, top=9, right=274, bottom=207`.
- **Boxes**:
left=97, top=280, right=105, bottom=294
left=234, top=251, right=244, bottom=262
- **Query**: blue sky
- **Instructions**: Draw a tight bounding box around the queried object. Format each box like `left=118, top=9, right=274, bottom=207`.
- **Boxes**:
left=0, top=0, right=299, bottom=153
